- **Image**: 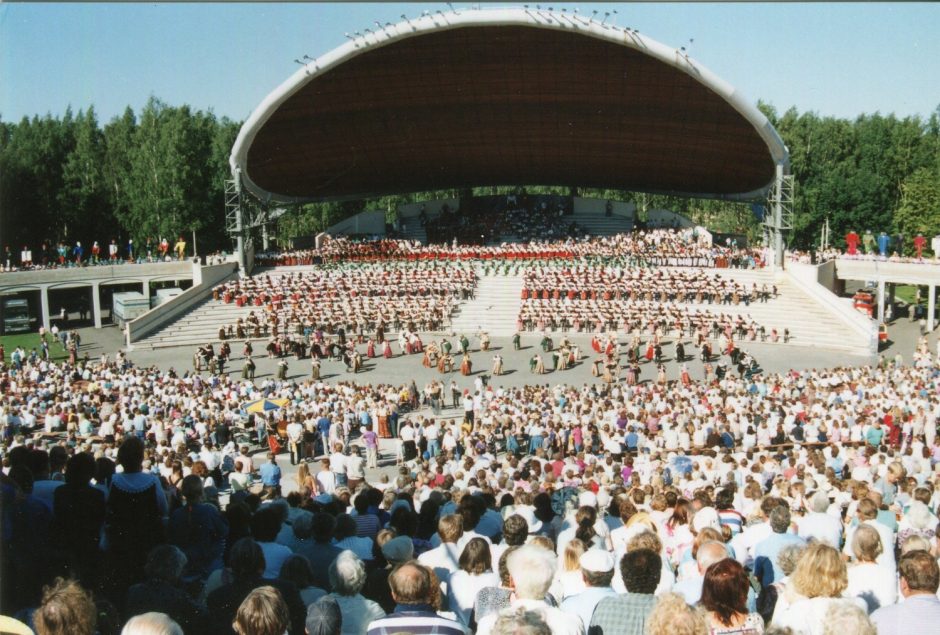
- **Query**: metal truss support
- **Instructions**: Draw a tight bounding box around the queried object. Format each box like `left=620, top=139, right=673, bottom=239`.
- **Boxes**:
left=224, top=175, right=248, bottom=275
left=764, top=163, right=794, bottom=268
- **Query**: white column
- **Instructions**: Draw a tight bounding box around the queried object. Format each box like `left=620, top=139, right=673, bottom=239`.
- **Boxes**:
left=92, top=283, right=102, bottom=329
left=141, top=279, right=151, bottom=299
left=39, top=286, right=51, bottom=331
left=876, top=279, right=886, bottom=324
left=929, top=284, right=936, bottom=332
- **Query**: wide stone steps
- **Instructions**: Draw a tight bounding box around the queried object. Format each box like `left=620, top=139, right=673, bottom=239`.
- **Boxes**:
left=134, top=264, right=869, bottom=353
left=573, top=214, right=636, bottom=236
left=134, top=299, right=256, bottom=349
left=397, top=223, right=427, bottom=244
left=449, top=271, right=524, bottom=335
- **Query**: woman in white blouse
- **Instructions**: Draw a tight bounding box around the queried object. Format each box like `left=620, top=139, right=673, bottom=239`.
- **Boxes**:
left=447, top=537, right=500, bottom=627
left=846, top=524, right=897, bottom=613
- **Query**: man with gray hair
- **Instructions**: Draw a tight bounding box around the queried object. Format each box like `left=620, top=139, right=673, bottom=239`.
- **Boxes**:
left=326, top=550, right=385, bottom=635
left=124, top=544, right=207, bottom=634
left=305, top=596, right=342, bottom=635
left=476, top=544, right=583, bottom=635
left=797, top=490, right=843, bottom=547
left=754, top=505, right=805, bottom=588
left=490, top=607, right=552, bottom=635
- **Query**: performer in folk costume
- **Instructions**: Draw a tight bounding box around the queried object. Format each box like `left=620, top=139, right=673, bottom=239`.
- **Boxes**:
left=492, top=353, right=503, bottom=376
left=914, top=233, right=927, bottom=259
left=845, top=230, right=860, bottom=255
left=657, top=363, right=667, bottom=385
left=460, top=353, right=472, bottom=376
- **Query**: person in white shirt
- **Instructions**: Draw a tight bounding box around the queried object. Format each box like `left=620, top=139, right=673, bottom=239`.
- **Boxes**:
left=733, top=497, right=777, bottom=567
left=843, top=498, right=896, bottom=572
left=447, top=537, right=500, bottom=626
left=476, top=544, right=583, bottom=635
left=286, top=419, right=304, bottom=465
left=345, top=447, right=365, bottom=489
left=424, top=421, right=441, bottom=458
left=797, top=491, right=844, bottom=548
left=400, top=421, right=417, bottom=462
left=316, top=458, right=337, bottom=495
left=845, top=524, right=897, bottom=613
left=418, top=514, right=464, bottom=603
left=329, top=443, right=348, bottom=487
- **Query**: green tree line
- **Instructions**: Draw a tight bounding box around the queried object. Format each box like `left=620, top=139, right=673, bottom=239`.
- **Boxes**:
left=2, top=98, right=938, bottom=255
left=0, top=97, right=239, bottom=256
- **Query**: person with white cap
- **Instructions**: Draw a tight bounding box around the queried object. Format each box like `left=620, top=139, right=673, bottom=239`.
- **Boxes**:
left=559, top=549, right=617, bottom=629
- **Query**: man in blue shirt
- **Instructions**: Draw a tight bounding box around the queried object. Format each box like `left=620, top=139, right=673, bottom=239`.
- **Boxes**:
left=866, top=421, right=885, bottom=448
left=316, top=413, right=331, bottom=456
left=560, top=550, right=618, bottom=629
left=259, top=452, right=281, bottom=499
left=754, top=505, right=805, bottom=587
left=625, top=428, right=639, bottom=452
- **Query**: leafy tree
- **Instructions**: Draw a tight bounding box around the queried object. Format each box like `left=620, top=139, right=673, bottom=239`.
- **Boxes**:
left=59, top=107, right=111, bottom=246
left=894, top=167, right=940, bottom=248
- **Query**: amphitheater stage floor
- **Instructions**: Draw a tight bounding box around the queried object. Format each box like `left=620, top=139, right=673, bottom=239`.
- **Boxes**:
left=64, top=318, right=930, bottom=391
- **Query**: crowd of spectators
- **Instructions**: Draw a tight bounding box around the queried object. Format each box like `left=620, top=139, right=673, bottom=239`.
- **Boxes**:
left=3, top=332, right=940, bottom=633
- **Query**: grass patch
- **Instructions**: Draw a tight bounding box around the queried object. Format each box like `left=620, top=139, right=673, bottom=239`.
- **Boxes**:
left=894, top=284, right=922, bottom=306
left=0, top=332, right=69, bottom=362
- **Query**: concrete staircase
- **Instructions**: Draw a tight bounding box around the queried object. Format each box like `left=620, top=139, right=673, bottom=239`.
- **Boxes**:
left=511, top=266, right=868, bottom=353
left=448, top=270, right=524, bottom=336
left=134, top=299, right=256, bottom=350
left=651, top=268, right=866, bottom=352
left=573, top=214, right=635, bottom=237
left=133, top=265, right=870, bottom=354
left=398, top=221, right=427, bottom=244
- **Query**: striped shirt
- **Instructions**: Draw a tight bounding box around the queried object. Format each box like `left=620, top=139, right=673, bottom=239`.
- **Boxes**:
left=367, top=606, right=468, bottom=635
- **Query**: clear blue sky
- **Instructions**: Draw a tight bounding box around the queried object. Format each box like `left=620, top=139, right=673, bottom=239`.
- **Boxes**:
left=2, top=2, right=938, bottom=124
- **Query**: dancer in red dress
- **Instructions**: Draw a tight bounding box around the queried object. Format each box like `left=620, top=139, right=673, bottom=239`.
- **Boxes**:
left=845, top=230, right=860, bottom=255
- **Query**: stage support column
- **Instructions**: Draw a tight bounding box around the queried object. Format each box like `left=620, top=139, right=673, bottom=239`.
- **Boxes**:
left=40, top=286, right=51, bottom=331
left=92, top=283, right=102, bottom=329
left=929, top=284, right=936, bottom=332
left=876, top=279, right=886, bottom=325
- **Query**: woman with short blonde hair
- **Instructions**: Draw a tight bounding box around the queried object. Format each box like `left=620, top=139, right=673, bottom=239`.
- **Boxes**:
left=773, top=543, right=860, bottom=635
